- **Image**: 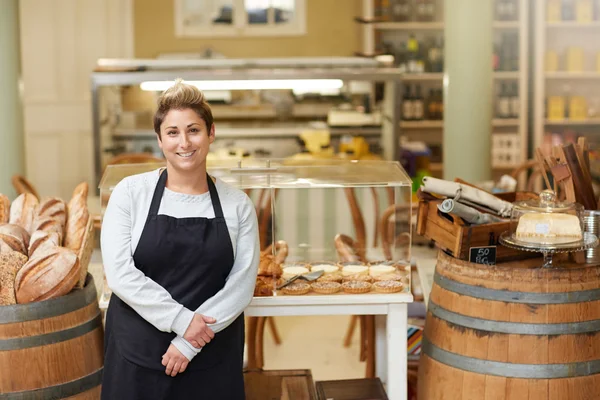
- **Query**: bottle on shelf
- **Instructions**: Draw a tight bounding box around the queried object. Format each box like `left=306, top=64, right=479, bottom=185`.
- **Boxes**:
left=495, top=0, right=518, bottom=21
left=576, top=0, right=594, bottom=22
left=413, top=85, right=425, bottom=120
left=509, top=82, right=520, bottom=119
left=425, top=36, right=444, bottom=73
left=390, top=0, right=412, bottom=22
left=415, top=0, right=435, bottom=22
left=498, top=32, right=519, bottom=72
left=402, top=85, right=415, bottom=121
left=406, top=34, right=423, bottom=73
left=562, top=0, right=576, bottom=20
left=497, top=83, right=511, bottom=119
left=375, top=0, right=391, bottom=21
left=426, top=89, right=437, bottom=120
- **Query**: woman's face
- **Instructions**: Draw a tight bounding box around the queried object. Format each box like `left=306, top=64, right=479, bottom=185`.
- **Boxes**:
left=157, top=108, right=215, bottom=172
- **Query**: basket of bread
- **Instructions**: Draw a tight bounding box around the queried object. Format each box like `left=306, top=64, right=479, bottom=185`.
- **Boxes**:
left=0, top=183, right=94, bottom=305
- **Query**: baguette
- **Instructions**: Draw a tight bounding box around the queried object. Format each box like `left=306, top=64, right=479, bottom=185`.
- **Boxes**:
left=0, top=251, right=28, bottom=305
left=15, top=246, right=80, bottom=303
left=64, top=183, right=89, bottom=252
left=28, top=230, right=61, bottom=257
left=9, top=193, right=39, bottom=233
left=31, top=217, right=64, bottom=244
left=0, top=223, right=31, bottom=256
left=0, top=194, right=9, bottom=224
left=36, top=197, right=67, bottom=226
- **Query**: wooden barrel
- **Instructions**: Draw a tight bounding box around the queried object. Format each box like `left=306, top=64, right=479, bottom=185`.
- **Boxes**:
left=0, top=274, right=104, bottom=399
left=418, top=250, right=600, bottom=400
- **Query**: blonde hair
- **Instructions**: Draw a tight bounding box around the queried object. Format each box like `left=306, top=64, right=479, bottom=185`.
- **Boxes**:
left=153, top=79, right=214, bottom=137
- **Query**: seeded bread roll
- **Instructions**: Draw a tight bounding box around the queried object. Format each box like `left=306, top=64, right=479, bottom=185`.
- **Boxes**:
left=0, top=194, right=10, bottom=224
left=64, top=183, right=89, bottom=252
left=15, top=246, right=80, bottom=304
left=36, top=197, right=67, bottom=226
left=0, top=223, right=31, bottom=256
left=28, top=230, right=61, bottom=257
left=0, top=251, right=28, bottom=305
left=9, top=193, right=39, bottom=233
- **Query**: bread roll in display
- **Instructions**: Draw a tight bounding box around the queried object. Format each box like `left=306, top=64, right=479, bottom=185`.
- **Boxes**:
left=64, top=182, right=89, bottom=252
left=0, top=194, right=9, bottom=224
left=15, top=246, right=80, bottom=304
left=0, top=223, right=31, bottom=256
left=31, top=217, right=64, bottom=243
left=36, top=197, right=67, bottom=226
left=28, top=230, right=61, bottom=257
left=0, top=251, right=28, bottom=305
left=9, top=193, right=39, bottom=233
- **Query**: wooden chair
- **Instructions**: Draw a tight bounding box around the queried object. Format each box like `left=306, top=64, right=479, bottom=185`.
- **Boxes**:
left=510, top=159, right=542, bottom=192
left=11, top=175, right=40, bottom=200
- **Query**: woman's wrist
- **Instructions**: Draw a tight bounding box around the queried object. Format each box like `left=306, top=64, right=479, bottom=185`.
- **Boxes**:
left=171, top=307, right=195, bottom=337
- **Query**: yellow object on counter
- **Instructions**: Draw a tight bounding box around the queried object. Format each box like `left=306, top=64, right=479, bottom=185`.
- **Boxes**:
left=546, top=0, right=561, bottom=21
left=547, top=96, right=566, bottom=121
left=338, top=136, right=372, bottom=159
left=569, top=96, right=588, bottom=120
left=545, top=51, right=559, bottom=72
left=299, top=130, right=332, bottom=155
left=576, top=0, right=593, bottom=22
left=566, top=47, right=585, bottom=72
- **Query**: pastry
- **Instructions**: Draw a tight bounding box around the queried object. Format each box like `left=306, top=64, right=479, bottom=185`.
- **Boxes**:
left=342, top=281, right=372, bottom=294
left=261, top=240, right=289, bottom=264
left=373, top=280, right=404, bottom=293
left=0, top=194, right=9, bottom=224
left=64, top=184, right=89, bottom=252
left=281, top=281, right=310, bottom=295
left=282, top=266, right=309, bottom=280
left=316, top=272, right=343, bottom=283
left=9, top=193, right=39, bottom=233
left=516, top=213, right=582, bottom=243
left=311, top=281, right=341, bottom=294
left=0, top=251, right=28, bottom=305
left=0, top=223, right=31, bottom=256
left=310, top=263, right=340, bottom=274
left=341, top=265, right=369, bottom=277
left=257, top=254, right=283, bottom=277
left=254, top=276, right=279, bottom=297
left=372, top=272, right=407, bottom=282
left=28, top=230, right=61, bottom=256
left=15, top=246, right=80, bottom=303
left=343, top=273, right=373, bottom=283
left=369, top=264, right=397, bottom=277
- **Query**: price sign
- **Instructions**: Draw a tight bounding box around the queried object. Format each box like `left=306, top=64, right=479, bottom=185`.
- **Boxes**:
left=469, top=246, right=497, bottom=266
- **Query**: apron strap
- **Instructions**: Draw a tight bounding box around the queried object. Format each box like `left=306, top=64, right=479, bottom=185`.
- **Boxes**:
left=207, top=173, right=225, bottom=219
left=148, top=169, right=224, bottom=219
left=148, top=168, right=168, bottom=217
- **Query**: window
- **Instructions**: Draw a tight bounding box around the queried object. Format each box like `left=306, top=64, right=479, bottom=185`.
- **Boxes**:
left=175, top=0, right=306, bottom=37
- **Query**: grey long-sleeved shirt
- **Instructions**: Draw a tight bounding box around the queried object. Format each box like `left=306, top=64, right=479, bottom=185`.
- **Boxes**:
left=100, top=169, right=259, bottom=361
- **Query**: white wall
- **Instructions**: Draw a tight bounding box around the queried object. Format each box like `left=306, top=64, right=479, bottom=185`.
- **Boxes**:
left=19, top=0, right=133, bottom=199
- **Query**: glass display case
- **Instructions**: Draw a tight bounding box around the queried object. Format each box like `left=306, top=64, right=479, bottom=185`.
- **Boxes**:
left=98, top=159, right=413, bottom=302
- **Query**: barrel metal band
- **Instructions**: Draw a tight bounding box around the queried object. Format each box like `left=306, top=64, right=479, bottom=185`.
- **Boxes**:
left=422, top=337, right=600, bottom=379
left=434, top=272, right=600, bottom=304
left=0, top=367, right=103, bottom=400
left=0, top=314, right=102, bottom=351
left=0, top=274, right=97, bottom=324
left=429, top=301, right=600, bottom=335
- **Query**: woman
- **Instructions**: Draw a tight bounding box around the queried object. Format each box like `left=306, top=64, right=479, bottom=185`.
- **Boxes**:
left=100, top=79, right=259, bottom=399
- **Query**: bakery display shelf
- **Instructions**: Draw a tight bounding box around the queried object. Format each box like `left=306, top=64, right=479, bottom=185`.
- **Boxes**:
left=494, top=71, right=520, bottom=80
left=251, top=292, right=412, bottom=307
left=546, top=21, right=600, bottom=29
left=401, top=73, right=444, bottom=82
left=400, top=119, right=521, bottom=129
left=545, top=72, right=600, bottom=79
left=545, top=118, right=600, bottom=126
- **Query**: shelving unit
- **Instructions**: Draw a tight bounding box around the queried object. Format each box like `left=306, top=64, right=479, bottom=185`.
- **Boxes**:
left=533, top=1, right=600, bottom=153
left=358, top=0, right=529, bottom=176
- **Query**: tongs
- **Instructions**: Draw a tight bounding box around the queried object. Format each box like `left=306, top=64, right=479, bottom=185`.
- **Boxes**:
left=276, top=270, right=324, bottom=290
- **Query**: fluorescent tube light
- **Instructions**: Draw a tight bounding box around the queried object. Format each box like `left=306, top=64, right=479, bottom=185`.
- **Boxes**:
left=140, top=79, right=344, bottom=92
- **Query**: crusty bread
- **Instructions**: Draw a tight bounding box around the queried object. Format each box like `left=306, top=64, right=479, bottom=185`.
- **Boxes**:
left=0, top=223, right=31, bottom=256
left=0, top=194, right=10, bottom=224
left=36, top=197, right=67, bottom=226
left=31, top=217, right=64, bottom=244
left=28, top=230, right=61, bottom=257
left=64, top=184, right=89, bottom=252
left=15, top=246, right=80, bottom=303
left=257, top=254, right=282, bottom=277
left=9, top=193, right=39, bottom=233
left=0, top=251, right=28, bottom=305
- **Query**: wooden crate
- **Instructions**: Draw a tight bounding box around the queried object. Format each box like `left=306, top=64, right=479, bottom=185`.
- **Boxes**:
left=416, top=192, right=538, bottom=263
left=315, top=378, right=388, bottom=400
left=244, top=369, right=317, bottom=400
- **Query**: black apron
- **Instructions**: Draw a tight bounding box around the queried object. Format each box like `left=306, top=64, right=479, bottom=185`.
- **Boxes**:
left=102, top=170, right=245, bottom=400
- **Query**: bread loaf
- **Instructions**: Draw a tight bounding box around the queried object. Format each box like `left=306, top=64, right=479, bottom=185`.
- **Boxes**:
left=0, top=251, right=28, bottom=305
left=9, top=193, right=39, bottom=233
left=0, top=194, right=9, bottom=224
left=36, top=197, right=67, bottom=226
left=15, top=246, right=80, bottom=303
left=64, top=183, right=89, bottom=252
left=257, top=255, right=282, bottom=277
left=31, top=217, right=64, bottom=243
left=0, top=223, right=31, bottom=256
left=28, top=230, right=61, bottom=257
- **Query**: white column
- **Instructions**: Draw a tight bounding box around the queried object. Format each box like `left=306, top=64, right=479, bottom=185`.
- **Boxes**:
left=0, top=0, right=25, bottom=197
left=443, top=0, right=493, bottom=182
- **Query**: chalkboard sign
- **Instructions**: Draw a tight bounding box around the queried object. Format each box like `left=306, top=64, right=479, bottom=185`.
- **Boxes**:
left=469, top=246, right=497, bottom=265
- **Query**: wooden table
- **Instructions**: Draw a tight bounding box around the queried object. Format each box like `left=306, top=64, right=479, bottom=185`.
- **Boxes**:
left=245, top=293, right=413, bottom=400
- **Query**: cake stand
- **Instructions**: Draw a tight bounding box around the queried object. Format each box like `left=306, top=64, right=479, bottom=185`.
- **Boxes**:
left=499, top=232, right=598, bottom=268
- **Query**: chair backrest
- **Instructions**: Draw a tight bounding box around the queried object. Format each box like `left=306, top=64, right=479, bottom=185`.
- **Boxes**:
left=11, top=175, right=40, bottom=200
left=380, top=204, right=411, bottom=261
left=510, top=159, right=542, bottom=192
